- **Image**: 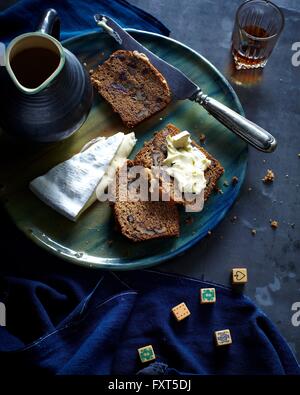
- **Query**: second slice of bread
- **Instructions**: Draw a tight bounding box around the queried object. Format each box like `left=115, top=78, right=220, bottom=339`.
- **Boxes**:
left=134, top=124, right=224, bottom=203
left=113, top=125, right=224, bottom=242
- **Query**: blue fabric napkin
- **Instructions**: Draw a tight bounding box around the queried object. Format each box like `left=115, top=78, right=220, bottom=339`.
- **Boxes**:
left=0, top=270, right=299, bottom=375
left=0, top=0, right=299, bottom=375
left=0, top=0, right=170, bottom=43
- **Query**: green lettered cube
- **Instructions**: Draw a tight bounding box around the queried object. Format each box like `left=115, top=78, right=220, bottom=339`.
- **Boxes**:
left=138, top=345, right=156, bottom=363
left=200, top=288, right=216, bottom=304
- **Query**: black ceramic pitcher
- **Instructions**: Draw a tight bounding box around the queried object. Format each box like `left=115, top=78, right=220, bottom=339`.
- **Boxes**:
left=0, top=9, right=93, bottom=142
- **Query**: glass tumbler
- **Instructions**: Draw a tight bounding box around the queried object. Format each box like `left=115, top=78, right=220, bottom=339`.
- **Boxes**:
left=232, top=0, right=284, bottom=70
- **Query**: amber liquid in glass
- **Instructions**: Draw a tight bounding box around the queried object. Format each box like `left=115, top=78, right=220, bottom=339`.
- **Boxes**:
left=232, top=25, right=270, bottom=69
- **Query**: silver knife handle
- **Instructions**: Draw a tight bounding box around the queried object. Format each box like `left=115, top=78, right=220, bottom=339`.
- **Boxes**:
left=194, top=91, right=277, bottom=153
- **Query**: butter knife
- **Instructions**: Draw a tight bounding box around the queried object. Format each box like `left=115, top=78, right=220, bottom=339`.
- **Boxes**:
left=94, top=15, right=277, bottom=153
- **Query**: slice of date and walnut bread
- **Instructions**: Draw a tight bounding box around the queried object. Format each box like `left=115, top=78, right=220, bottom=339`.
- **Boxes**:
left=91, top=50, right=171, bottom=128
left=113, top=160, right=180, bottom=242
left=113, top=125, right=224, bottom=242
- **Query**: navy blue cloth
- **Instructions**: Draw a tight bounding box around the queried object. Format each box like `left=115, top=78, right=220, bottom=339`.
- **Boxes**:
left=0, top=270, right=299, bottom=375
left=0, top=0, right=299, bottom=376
left=0, top=0, right=170, bottom=43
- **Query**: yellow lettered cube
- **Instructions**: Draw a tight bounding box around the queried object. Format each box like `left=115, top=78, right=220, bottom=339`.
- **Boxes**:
left=232, top=268, right=248, bottom=284
left=172, top=302, right=191, bottom=321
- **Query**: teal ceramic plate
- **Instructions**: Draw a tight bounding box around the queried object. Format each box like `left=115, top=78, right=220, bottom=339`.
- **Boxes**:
left=0, top=30, right=247, bottom=270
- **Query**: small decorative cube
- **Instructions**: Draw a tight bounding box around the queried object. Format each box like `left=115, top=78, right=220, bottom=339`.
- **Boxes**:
left=232, top=268, right=248, bottom=284
left=138, top=345, right=156, bottom=363
left=200, top=288, right=216, bottom=304
left=215, top=329, right=232, bottom=346
left=172, top=302, right=191, bottom=321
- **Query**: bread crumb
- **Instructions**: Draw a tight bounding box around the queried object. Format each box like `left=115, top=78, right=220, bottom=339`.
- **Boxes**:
left=199, top=133, right=206, bottom=143
left=89, top=69, right=94, bottom=74
left=214, top=186, right=223, bottom=194
left=207, top=230, right=212, bottom=236
left=270, top=220, right=278, bottom=229
left=232, top=176, right=239, bottom=185
left=262, top=169, right=275, bottom=183
left=298, top=153, right=300, bottom=158
left=291, top=223, right=295, bottom=229
left=184, top=216, right=194, bottom=225
left=223, top=180, right=229, bottom=187
left=231, top=215, right=238, bottom=223
left=251, top=229, right=257, bottom=236
left=248, top=187, right=252, bottom=191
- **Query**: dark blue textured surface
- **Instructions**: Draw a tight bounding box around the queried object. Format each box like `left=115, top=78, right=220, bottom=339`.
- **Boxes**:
left=0, top=0, right=299, bottom=375
left=0, top=270, right=299, bottom=374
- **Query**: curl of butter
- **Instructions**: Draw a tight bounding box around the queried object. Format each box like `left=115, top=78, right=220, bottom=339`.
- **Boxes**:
left=96, top=16, right=122, bottom=44
left=163, top=130, right=211, bottom=195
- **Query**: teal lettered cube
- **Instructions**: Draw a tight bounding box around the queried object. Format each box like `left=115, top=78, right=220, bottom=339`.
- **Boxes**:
left=138, top=345, right=156, bottom=363
left=200, top=288, right=216, bottom=304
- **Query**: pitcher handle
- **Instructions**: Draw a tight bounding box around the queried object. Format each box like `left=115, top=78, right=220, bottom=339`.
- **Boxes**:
left=37, top=9, right=60, bottom=40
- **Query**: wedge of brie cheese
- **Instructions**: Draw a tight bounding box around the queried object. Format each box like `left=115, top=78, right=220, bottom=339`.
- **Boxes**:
left=30, top=132, right=125, bottom=221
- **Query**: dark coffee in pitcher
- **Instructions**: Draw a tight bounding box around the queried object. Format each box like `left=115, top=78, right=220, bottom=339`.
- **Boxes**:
left=0, top=8, right=93, bottom=142
left=10, top=47, right=60, bottom=89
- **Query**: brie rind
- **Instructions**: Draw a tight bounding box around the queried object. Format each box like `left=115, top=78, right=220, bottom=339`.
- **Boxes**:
left=30, top=132, right=124, bottom=221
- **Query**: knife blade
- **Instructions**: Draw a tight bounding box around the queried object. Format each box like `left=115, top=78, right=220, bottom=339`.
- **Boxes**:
left=94, top=14, right=277, bottom=153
